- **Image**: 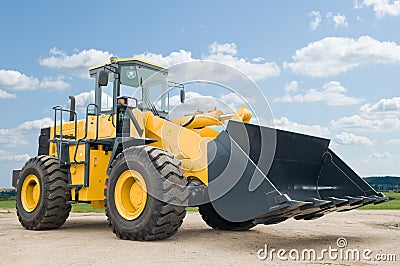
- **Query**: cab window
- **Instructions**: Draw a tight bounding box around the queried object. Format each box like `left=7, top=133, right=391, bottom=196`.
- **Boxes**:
left=100, top=73, right=114, bottom=113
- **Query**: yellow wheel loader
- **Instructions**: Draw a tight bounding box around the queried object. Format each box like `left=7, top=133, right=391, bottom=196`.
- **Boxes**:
left=12, top=58, right=389, bottom=241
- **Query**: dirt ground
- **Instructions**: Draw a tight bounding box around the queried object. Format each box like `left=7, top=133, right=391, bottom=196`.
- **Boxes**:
left=0, top=210, right=399, bottom=266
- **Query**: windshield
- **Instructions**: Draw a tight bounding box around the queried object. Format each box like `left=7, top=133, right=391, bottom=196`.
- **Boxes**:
left=119, top=65, right=168, bottom=112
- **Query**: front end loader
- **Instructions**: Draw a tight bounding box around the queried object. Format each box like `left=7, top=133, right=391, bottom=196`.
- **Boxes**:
left=12, top=57, right=389, bottom=240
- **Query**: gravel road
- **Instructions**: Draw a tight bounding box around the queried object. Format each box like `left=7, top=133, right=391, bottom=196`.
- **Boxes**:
left=0, top=210, right=399, bottom=265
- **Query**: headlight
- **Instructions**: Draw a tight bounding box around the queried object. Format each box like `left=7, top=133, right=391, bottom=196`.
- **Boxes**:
left=117, top=97, right=137, bottom=108
left=127, top=97, right=137, bottom=108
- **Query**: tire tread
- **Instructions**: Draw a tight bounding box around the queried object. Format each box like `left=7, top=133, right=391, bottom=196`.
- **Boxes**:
left=16, top=156, right=71, bottom=230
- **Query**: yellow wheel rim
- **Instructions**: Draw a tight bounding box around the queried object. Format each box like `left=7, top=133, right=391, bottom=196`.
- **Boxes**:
left=114, top=170, right=147, bottom=220
left=21, top=174, right=41, bottom=212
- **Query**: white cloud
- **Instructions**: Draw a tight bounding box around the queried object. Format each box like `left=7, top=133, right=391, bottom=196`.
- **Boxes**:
left=204, top=45, right=280, bottom=81
left=134, top=50, right=194, bottom=67
left=74, top=90, right=113, bottom=114
left=0, top=89, right=16, bottom=99
left=372, top=152, right=392, bottom=158
left=356, top=0, right=400, bottom=17
left=0, top=153, right=30, bottom=162
left=18, top=117, right=53, bottom=131
left=251, top=57, right=265, bottom=63
left=284, top=36, right=400, bottom=77
left=0, top=117, right=53, bottom=148
left=274, top=117, right=330, bottom=137
left=40, top=43, right=280, bottom=81
left=39, top=76, right=70, bottom=90
left=0, top=69, right=70, bottom=95
left=309, top=11, right=322, bottom=30
left=134, top=42, right=280, bottom=81
left=165, top=91, right=247, bottom=115
left=75, top=90, right=95, bottom=106
left=275, top=81, right=363, bottom=106
left=333, top=132, right=374, bottom=145
left=327, top=12, right=348, bottom=28
left=167, top=91, right=205, bottom=108
left=331, top=114, right=400, bottom=131
left=219, top=92, right=248, bottom=106
left=0, top=69, right=40, bottom=90
left=284, top=81, right=299, bottom=94
left=74, top=90, right=95, bottom=112
left=331, top=96, right=400, bottom=131
left=359, top=96, right=400, bottom=119
left=39, top=48, right=114, bottom=78
left=386, top=138, right=400, bottom=144
left=208, top=42, right=237, bottom=55
left=167, top=93, right=239, bottom=120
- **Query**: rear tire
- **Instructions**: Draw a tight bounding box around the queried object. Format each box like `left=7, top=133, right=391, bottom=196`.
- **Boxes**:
left=16, top=155, right=71, bottom=230
left=199, top=203, right=255, bottom=231
left=105, top=146, right=188, bottom=241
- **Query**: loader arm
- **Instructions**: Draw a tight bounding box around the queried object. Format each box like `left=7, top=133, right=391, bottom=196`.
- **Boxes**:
left=142, top=105, right=252, bottom=185
left=144, top=111, right=210, bottom=184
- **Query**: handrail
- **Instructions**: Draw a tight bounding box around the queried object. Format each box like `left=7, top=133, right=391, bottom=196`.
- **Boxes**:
left=52, top=106, right=78, bottom=140
left=73, top=104, right=99, bottom=164
left=81, top=104, right=99, bottom=141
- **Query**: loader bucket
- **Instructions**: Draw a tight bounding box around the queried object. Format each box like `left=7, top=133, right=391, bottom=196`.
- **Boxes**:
left=207, top=120, right=389, bottom=224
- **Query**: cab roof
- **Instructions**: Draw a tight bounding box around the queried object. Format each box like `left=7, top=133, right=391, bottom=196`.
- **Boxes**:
left=89, top=57, right=168, bottom=71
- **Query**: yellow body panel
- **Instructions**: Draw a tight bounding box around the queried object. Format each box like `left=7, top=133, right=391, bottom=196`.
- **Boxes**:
left=50, top=114, right=116, bottom=141
left=69, top=147, right=111, bottom=201
left=49, top=114, right=116, bottom=205
left=173, top=115, right=222, bottom=129
left=98, top=114, right=117, bottom=138
left=86, top=114, right=116, bottom=139
left=68, top=143, right=85, bottom=185
left=91, top=200, right=105, bottom=209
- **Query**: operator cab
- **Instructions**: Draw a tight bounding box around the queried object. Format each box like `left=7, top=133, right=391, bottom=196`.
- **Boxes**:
left=89, top=57, right=184, bottom=119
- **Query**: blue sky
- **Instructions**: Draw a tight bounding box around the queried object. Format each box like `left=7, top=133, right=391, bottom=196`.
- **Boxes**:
left=1, top=1, right=400, bottom=187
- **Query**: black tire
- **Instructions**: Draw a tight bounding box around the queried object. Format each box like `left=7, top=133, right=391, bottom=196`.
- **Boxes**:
left=199, top=203, right=256, bottom=231
left=105, top=146, right=188, bottom=241
left=16, top=155, right=71, bottom=230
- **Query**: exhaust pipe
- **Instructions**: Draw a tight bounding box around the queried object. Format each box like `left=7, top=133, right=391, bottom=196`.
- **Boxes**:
left=69, top=96, right=76, bottom=121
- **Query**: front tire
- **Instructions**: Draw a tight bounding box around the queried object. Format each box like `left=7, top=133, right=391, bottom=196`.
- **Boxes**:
left=16, top=155, right=71, bottom=230
left=199, top=203, right=255, bottom=231
left=105, top=146, right=188, bottom=241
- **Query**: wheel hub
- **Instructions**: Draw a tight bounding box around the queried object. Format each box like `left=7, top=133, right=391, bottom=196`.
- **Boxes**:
left=115, top=170, right=147, bottom=220
left=21, top=174, right=41, bottom=212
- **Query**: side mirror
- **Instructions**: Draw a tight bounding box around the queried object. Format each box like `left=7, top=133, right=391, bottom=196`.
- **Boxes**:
left=180, top=89, right=185, bottom=103
left=98, top=70, right=109, bottom=87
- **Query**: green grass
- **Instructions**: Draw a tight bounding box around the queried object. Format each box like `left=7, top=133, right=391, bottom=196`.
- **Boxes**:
left=358, top=192, right=400, bottom=210
left=71, top=203, right=104, bottom=213
left=0, top=200, right=104, bottom=213
left=0, top=199, right=15, bottom=209
left=186, top=207, right=198, bottom=212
